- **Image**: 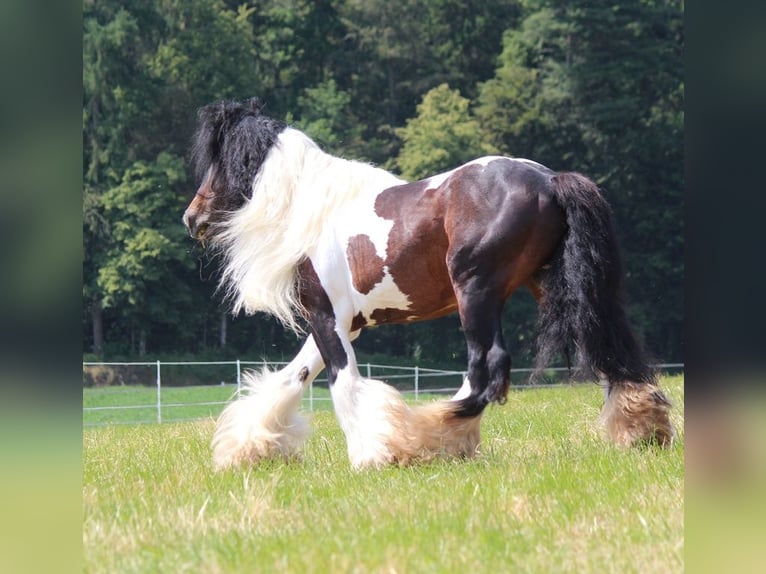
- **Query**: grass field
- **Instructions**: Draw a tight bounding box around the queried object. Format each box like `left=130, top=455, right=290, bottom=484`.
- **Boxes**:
left=83, top=375, right=684, bottom=573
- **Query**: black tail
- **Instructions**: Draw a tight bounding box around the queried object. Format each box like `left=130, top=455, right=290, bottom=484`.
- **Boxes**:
left=535, top=172, right=655, bottom=385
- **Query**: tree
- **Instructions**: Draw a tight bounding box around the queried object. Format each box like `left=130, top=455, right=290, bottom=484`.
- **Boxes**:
left=81, top=0, right=683, bottom=365
left=476, top=0, right=684, bottom=361
left=292, top=78, right=362, bottom=155
left=337, top=0, right=520, bottom=164
left=96, top=153, right=195, bottom=355
left=83, top=0, right=265, bottom=356
left=395, top=84, right=487, bottom=180
left=475, top=6, right=585, bottom=166
left=83, top=0, right=165, bottom=355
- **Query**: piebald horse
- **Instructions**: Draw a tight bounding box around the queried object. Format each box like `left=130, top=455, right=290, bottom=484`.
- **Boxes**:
left=183, top=99, right=674, bottom=470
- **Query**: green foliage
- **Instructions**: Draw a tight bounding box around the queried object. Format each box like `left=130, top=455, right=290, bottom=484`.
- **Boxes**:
left=82, top=0, right=683, bottom=365
left=476, top=0, right=683, bottom=361
left=292, top=78, right=361, bottom=154
left=395, top=84, right=487, bottom=180
left=146, top=1, right=259, bottom=102
left=475, top=6, right=584, bottom=166
left=83, top=0, right=268, bottom=355
left=97, top=152, right=194, bottom=323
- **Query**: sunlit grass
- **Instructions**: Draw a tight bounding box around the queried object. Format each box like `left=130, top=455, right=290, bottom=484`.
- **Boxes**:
left=83, top=376, right=683, bottom=573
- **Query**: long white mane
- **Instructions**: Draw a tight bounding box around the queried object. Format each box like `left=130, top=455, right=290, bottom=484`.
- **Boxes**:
left=217, top=128, right=404, bottom=331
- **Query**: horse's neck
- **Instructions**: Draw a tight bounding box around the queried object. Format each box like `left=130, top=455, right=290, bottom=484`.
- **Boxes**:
left=220, top=130, right=404, bottom=328
left=281, top=139, right=402, bottom=225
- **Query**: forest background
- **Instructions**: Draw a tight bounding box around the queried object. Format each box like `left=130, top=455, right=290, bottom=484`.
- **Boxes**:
left=83, top=0, right=683, bottom=371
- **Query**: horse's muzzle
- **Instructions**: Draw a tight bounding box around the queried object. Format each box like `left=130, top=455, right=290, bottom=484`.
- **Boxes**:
left=182, top=209, right=209, bottom=240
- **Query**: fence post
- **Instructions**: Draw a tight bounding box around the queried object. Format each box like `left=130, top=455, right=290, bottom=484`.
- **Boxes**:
left=236, top=359, right=241, bottom=396
left=414, top=365, right=419, bottom=400
left=366, top=362, right=371, bottom=379
left=309, top=380, right=314, bottom=412
left=156, top=360, right=162, bottom=424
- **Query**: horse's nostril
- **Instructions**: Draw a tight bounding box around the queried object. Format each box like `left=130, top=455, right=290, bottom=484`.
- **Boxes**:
left=183, top=209, right=209, bottom=241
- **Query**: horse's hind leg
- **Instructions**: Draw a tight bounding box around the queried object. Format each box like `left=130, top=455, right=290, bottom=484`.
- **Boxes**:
left=211, top=335, right=325, bottom=470
left=452, top=282, right=511, bottom=417
left=600, top=381, right=675, bottom=447
left=526, top=279, right=674, bottom=446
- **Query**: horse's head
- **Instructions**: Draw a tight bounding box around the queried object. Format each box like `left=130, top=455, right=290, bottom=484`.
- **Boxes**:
left=183, top=98, right=286, bottom=243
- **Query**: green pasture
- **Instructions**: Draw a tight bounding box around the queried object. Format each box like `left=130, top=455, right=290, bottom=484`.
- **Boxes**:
left=83, top=375, right=684, bottom=573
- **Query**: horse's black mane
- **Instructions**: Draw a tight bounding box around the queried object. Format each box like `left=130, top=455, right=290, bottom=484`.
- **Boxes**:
left=191, top=98, right=286, bottom=210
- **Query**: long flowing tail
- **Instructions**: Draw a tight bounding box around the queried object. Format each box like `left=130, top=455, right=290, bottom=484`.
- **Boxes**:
left=535, top=172, right=655, bottom=385
left=536, top=173, right=674, bottom=446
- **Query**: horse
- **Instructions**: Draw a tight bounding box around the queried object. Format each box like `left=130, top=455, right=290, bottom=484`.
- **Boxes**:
left=183, top=98, right=674, bottom=470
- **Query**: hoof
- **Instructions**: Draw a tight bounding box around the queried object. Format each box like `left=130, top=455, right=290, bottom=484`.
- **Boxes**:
left=333, top=378, right=482, bottom=469
left=600, top=382, right=675, bottom=447
left=212, top=370, right=310, bottom=470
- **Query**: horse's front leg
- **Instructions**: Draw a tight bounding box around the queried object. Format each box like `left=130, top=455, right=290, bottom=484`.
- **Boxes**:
left=300, top=257, right=411, bottom=468
left=211, top=335, right=324, bottom=470
left=310, top=308, right=483, bottom=469
left=315, top=326, right=409, bottom=469
left=304, top=254, right=482, bottom=468
left=308, top=311, right=411, bottom=469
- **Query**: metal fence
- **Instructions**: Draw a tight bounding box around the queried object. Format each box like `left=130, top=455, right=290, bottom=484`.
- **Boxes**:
left=82, top=360, right=683, bottom=427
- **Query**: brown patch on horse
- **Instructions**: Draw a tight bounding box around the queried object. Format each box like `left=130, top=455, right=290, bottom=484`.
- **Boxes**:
left=600, top=382, right=675, bottom=447
left=368, top=307, right=411, bottom=324
left=351, top=312, right=367, bottom=331
left=347, top=234, right=386, bottom=295
left=373, top=161, right=565, bottom=325
left=373, top=181, right=458, bottom=320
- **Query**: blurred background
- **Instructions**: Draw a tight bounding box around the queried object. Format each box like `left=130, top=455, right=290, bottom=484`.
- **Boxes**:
left=81, top=0, right=683, bottom=371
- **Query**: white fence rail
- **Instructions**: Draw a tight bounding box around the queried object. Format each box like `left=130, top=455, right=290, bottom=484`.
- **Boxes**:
left=83, top=361, right=683, bottom=427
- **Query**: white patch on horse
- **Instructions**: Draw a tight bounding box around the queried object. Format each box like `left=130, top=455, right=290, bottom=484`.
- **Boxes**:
left=463, top=156, right=551, bottom=172
left=356, top=272, right=411, bottom=326
left=337, top=192, right=412, bottom=325
left=348, top=191, right=396, bottom=261
left=452, top=376, right=473, bottom=401
left=467, top=155, right=507, bottom=167
left=508, top=156, right=549, bottom=170
left=423, top=168, right=457, bottom=190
